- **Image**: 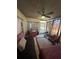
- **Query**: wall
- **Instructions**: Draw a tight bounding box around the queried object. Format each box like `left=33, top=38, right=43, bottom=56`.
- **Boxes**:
left=17, top=9, right=27, bottom=21
left=46, top=21, right=53, bottom=34
left=17, top=9, right=27, bottom=34
left=26, top=18, right=40, bottom=31
left=17, top=18, right=22, bottom=34
left=17, top=8, right=41, bottom=34
left=26, top=18, right=40, bottom=22
left=22, top=21, right=27, bottom=34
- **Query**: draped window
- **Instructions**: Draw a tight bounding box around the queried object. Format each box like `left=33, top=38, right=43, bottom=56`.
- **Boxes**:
left=51, top=19, right=61, bottom=36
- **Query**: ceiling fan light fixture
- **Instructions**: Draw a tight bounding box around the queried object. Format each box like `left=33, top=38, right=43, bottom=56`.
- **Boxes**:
left=41, top=15, right=45, bottom=19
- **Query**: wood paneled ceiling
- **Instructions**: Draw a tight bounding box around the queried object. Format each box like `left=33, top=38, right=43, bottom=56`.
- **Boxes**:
left=17, top=0, right=61, bottom=19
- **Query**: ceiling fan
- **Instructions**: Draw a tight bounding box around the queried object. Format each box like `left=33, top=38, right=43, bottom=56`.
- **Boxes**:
left=38, top=8, right=54, bottom=19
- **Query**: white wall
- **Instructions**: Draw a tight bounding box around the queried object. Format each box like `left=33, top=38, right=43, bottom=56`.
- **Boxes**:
left=47, top=22, right=52, bottom=34
left=17, top=9, right=27, bottom=34
left=26, top=18, right=40, bottom=22
left=26, top=17, right=40, bottom=31
left=17, top=8, right=40, bottom=34
left=17, top=18, right=22, bottom=34
left=17, top=9, right=27, bottom=21
left=22, top=21, right=27, bottom=34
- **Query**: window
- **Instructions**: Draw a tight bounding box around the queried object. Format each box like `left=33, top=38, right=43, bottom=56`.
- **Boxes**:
left=39, top=21, right=46, bottom=33
left=51, top=19, right=61, bottom=36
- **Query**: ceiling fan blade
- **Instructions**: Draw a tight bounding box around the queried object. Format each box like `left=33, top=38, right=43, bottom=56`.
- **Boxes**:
left=44, top=15, right=51, bottom=18
left=46, top=12, right=54, bottom=15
